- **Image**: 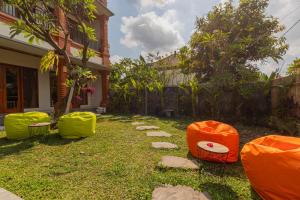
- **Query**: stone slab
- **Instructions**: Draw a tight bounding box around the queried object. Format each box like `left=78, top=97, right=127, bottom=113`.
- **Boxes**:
left=152, top=185, right=211, bottom=200
left=158, top=156, right=199, bottom=169
left=131, top=122, right=145, bottom=126
left=152, top=142, right=178, bottom=149
left=147, top=131, right=171, bottom=137
left=0, top=188, right=23, bottom=200
left=136, top=126, right=159, bottom=131
left=120, top=120, right=133, bottom=123
left=0, top=126, right=4, bottom=131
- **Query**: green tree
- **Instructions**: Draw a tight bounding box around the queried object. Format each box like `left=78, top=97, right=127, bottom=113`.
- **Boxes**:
left=287, top=58, right=300, bottom=75
left=179, top=77, right=199, bottom=118
left=109, top=58, right=135, bottom=112
left=189, top=0, right=288, bottom=81
left=178, top=0, right=288, bottom=119
left=148, top=53, right=176, bottom=112
left=4, top=0, right=98, bottom=118
left=110, top=56, right=159, bottom=114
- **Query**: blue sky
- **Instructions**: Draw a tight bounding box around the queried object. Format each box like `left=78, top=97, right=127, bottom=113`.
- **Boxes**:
left=107, top=0, right=300, bottom=75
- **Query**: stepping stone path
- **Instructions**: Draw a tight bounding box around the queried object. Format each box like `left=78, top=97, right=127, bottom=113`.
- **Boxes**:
left=135, top=118, right=208, bottom=199
left=0, top=188, right=23, bottom=200
left=152, top=185, right=211, bottom=200
left=152, top=142, right=178, bottom=149
left=158, top=156, right=199, bottom=169
left=119, top=120, right=132, bottom=123
left=131, top=122, right=145, bottom=126
left=147, top=131, right=171, bottom=137
left=136, top=126, right=160, bottom=131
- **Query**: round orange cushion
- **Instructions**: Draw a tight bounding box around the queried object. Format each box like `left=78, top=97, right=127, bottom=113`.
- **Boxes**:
left=241, top=135, right=300, bottom=200
left=186, top=120, right=239, bottom=163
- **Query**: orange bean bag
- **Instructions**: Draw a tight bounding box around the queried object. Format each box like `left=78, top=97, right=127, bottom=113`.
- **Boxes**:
left=241, top=135, right=300, bottom=200
left=186, top=120, right=239, bottom=163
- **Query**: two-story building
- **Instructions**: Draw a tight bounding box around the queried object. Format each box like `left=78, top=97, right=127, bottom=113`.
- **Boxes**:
left=0, top=0, right=113, bottom=116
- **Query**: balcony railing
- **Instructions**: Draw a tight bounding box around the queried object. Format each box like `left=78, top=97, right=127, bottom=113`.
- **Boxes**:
left=69, top=20, right=101, bottom=51
left=0, top=2, right=20, bottom=18
left=1, top=3, right=101, bottom=51
left=89, top=40, right=101, bottom=51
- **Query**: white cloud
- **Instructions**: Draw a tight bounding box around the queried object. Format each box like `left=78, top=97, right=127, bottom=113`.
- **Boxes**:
left=120, top=10, right=184, bottom=54
left=110, top=55, right=123, bottom=64
left=129, top=0, right=176, bottom=9
left=265, top=0, right=300, bottom=74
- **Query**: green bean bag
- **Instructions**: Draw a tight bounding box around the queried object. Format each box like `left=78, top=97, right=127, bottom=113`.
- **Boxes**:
left=4, top=112, right=51, bottom=140
left=58, top=112, right=96, bottom=139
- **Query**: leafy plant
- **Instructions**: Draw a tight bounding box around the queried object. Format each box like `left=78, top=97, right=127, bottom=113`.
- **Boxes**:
left=189, top=0, right=288, bottom=81
left=176, top=0, right=288, bottom=121
left=179, top=77, right=199, bottom=118
left=109, top=56, right=161, bottom=114
left=287, top=58, right=300, bottom=75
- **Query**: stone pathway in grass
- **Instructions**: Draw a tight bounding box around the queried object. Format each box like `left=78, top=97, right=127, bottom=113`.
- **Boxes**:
left=146, top=131, right=171, bottom=137
left=136, top=126, right=160, bottom=131
left=158, top=156, right=199, bottom=169
left=134, top=119, right=207, bottom=199
left=132, top=119, right=207, bottom=199
left=152, top=142, right=178, bottom=149
left=119, top=119, right=133, bottom=123
left=152, top=185, right=211, bottom=200
left=0, top=188, right=23, bottom=200
left=131, top=122, right=145, bottom=126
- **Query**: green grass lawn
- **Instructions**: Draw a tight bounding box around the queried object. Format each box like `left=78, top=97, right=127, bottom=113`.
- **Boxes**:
left=0, top=115, right=272, bottom=200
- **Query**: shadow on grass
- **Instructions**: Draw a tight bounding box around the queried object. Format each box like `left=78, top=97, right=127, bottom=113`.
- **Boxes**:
left=201, top=182, right=239, bottom=200
left=159, top=116, right=203, bottom=131
left=39, top=134, right=84, bottom=146
left=250, top=186, right=261, bottom=200
left=0, top=134, right=83, bottom=157
left=186, top=152, right=246, bottom=179
left=0, top=138, right=35, bottom=157
left=155, top=165, right=198, bottom=174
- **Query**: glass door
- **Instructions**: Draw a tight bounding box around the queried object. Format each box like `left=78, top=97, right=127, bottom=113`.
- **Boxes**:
left=4, top=66, right=21, bottom=113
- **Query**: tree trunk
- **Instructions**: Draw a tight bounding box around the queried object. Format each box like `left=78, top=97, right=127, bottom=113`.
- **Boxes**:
left=192, top=93, right=196, bottom=118
left=145, top=87, right=148, bottom=115
left=65, top=81, right=76, bottom=114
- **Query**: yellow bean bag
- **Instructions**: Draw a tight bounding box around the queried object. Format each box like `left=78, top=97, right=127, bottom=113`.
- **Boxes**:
left=241, top=135, right=300, bottom=200
left=4, top=112, right=50, bottom=140
left=58, top=112, right=96, bottom=139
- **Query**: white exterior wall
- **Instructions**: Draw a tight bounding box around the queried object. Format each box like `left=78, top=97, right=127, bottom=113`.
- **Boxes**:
left=0, top=21, right=53, bottom=50
left=36, top=72, right=52, bottom=111
left=91, top=76, right=102, bottom=107
left=80, top=76, right=102, bottom=109
left=0, top=48, right=41, bottom=68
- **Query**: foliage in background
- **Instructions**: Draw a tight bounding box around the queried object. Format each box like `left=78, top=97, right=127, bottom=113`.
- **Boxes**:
left=109, top=56, right=161, bottom=113
left=110, top=0, right=294, bottom=128
left=287, top=58, right=300, bottom=75
left=176, top=0, right=288, bottom=124
left=4, top=0, right=98, bottom=118
left=147, top=53, right=176, bottom=112
left=179, top=77, right=199, bottom=118
left=269, top=76, right=298, bottom=136
left=188, top=0, right=287, bottom=80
